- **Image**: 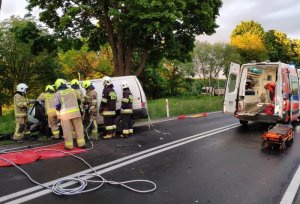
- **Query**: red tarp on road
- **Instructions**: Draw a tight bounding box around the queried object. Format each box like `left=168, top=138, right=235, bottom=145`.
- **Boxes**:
left=0, top=143, right=87, bottom=167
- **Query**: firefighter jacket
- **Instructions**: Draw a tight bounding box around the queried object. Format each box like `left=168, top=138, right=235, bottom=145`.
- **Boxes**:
left=54, top=87, right=81, bottom=120
left=14, top=92, right=28, bottom=117
left=121, top=88, right=133, bottom=114
left=99, top=84, right=117, bottom=116
left=84, top=88, right=97, bottom=108
left=37, top=92, right=56, bottom=115
left=74, top=89, right=84, bottom=106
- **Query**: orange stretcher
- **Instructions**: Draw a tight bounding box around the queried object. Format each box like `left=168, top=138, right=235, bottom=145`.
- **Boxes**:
left=262, top=124, right=294, bottom=150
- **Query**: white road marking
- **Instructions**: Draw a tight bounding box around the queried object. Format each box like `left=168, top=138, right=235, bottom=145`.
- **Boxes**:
left=3, top=123, right=240, bottom=204
left=280, top=165, right=300, bottom=204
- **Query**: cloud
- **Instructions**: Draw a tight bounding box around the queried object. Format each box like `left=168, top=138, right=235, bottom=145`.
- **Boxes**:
left=0, top=0, right=28, bottom=20
left=198, top=0, right=300, bottom=43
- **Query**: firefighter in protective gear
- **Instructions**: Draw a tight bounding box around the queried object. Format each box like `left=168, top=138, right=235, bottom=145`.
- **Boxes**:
left=37, top=85, right=59, bottom=138
left=13, top=83, right=31, bottom=141
left=54, top=79, right=85, bottom=150
left=70, top=79, right=84, bottom=115
left=99, top=76, right=117, bottom=139
left=82, top=80, right=98, bottom=139
left=120, top=81, right=134, bottom=138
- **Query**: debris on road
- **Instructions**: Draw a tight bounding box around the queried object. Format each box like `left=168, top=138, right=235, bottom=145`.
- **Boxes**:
left=178, top=113, right=208, bottom=119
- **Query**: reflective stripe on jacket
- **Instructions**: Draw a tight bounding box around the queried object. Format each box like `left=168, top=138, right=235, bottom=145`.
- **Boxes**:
left=100, top=85, right=116, bottom=114
left=121, top=88, right=133, bottom=114
left=38, top=92, right=56, bottom=114
left=55, top=88, right=81, bottom=120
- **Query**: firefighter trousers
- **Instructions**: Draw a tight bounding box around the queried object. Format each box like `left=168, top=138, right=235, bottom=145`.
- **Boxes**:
left=47, top=112, right=59, bottom=138
left=13, top=117, right=30, bottom=140
left=61, top=117, right=85, bottom=150
left=121, top=114, right=133, bottom=137
left=103, top=116, right=116, bottom=136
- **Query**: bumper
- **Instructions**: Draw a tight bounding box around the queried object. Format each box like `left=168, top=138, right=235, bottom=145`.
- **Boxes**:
left=238, top=114, right=281, bottom=123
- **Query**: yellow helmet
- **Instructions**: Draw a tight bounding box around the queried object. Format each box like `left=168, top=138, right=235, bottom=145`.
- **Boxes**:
left=70, top=79, right=79, bottom=86
left=82, top=80, right=91, bottom=89
left=55, top=79, right=66, bottom=90
left=45, top=85, right=55, bottom=92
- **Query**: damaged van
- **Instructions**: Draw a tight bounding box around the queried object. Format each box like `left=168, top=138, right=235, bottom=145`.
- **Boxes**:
left=224, top=62, right=300, bottom=125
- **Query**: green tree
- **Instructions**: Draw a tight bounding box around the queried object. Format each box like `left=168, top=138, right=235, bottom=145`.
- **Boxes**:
left=230, top=20, right=268, bottom=62
left=193, top=42, right=241, bottom=87
left=58, top=43, right=114, bottom=80
left=0, top=17, right=62, bottom=114
left=264, top=30, right=293, bottom=62
left=27, top=0, right=222, bottom=76
left=291, top=39, right=300, bottom=67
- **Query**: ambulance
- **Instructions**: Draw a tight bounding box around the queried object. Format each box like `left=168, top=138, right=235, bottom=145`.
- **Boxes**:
left=224, top=62, right=300, bottom=125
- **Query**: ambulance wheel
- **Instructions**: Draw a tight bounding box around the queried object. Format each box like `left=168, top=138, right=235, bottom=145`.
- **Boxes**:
left=239, top=120, right=248, bottom=126
left=279, top=142, right=286, bottom=150
left=262, top=141, right=268, bottom=149
left=286, top=138, right=293, bottom=147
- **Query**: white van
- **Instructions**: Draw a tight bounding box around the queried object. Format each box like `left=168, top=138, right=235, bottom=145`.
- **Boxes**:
left=224, top=62, right=300, bottom=125
left=81, top=75, right=148, bottom=125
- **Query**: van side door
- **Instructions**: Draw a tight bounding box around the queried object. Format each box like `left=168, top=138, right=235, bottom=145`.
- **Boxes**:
left=223, top=62, right=241, bottom=114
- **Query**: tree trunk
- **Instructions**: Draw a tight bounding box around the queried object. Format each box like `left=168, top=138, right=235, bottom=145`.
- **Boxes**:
left=135, top=49, right=148, bottom=77
left=0, top=104, right=2, bottom=116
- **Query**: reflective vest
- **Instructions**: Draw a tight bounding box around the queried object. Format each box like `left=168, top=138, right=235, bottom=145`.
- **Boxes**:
left=55, top=88, right=81, bottom=120
left=14, top=93, right=27, bottom=117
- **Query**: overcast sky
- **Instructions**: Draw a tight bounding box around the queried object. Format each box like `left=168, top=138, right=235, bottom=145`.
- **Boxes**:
left=1, top=0, right=300, bottom=43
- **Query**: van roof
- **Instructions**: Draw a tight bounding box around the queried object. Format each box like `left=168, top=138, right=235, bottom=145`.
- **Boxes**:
left=243, top=61, right=290, bottom=67
left=81, top=75, right=136, bottom=83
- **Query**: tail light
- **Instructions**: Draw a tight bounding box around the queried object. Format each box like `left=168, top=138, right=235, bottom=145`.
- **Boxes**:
left=141, top=101, right=145, bottom=108
left=238, top=101, right=244, bottom=111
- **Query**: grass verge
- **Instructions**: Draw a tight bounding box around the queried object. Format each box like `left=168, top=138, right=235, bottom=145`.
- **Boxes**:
left=0, top=111, right=15, bottom=134
left=147, top=95, right=223, bottom=119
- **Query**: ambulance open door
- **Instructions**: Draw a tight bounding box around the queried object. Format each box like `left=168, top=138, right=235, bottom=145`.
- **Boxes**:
left=223, top=62, right=240, bottom=114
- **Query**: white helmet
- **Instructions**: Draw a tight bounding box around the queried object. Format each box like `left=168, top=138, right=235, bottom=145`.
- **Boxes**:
left=103, top=76, right=112, bottom=86
left=16, top=83, right=28, bottom=93
left=122, top=81, right=129, bottom=89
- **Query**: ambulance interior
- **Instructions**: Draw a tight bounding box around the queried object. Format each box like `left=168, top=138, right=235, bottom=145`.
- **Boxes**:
left=239, top=64, right=278, bottom=116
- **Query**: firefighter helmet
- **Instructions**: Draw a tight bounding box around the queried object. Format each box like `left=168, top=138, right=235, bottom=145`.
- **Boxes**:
left=103, top=76, right=112, bottom=87
left=16, top=83, right=28, bottom=93
left=82, top=80, right=91, bottom=89
left=122, top=81, right=129, bottom=89
left=55, top=79, right=66, bottom=90
left=45, top=85, right=55, bottom=92
left=70, top=79, right=80, bottom=86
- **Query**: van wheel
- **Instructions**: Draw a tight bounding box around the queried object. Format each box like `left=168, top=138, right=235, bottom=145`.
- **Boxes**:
left=239, top=120, right=248, bottom=126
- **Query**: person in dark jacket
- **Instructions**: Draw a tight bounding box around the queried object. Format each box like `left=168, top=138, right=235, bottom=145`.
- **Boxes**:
left=99, top=76, right=117, bottom=139
left=120, top=81, right=134, bottom=138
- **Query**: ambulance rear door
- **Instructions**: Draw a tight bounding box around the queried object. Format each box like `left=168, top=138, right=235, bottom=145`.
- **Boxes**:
left=223, top=62, right=241, bottom=114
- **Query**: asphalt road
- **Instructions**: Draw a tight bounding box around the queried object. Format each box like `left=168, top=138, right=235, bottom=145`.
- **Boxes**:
left=1, top=112, right=300, bottom=204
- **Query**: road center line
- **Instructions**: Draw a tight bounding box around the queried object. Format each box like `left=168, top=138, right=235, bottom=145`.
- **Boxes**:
left=4, top=123, right=240, bottom=204
left=280, top=165, right=300, bottom=204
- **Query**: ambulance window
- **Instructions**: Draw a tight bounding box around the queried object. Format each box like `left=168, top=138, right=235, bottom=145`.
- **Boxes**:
left=228, top=74, right=237, bottom=93
left=291, top=76, right=299, bottom=95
